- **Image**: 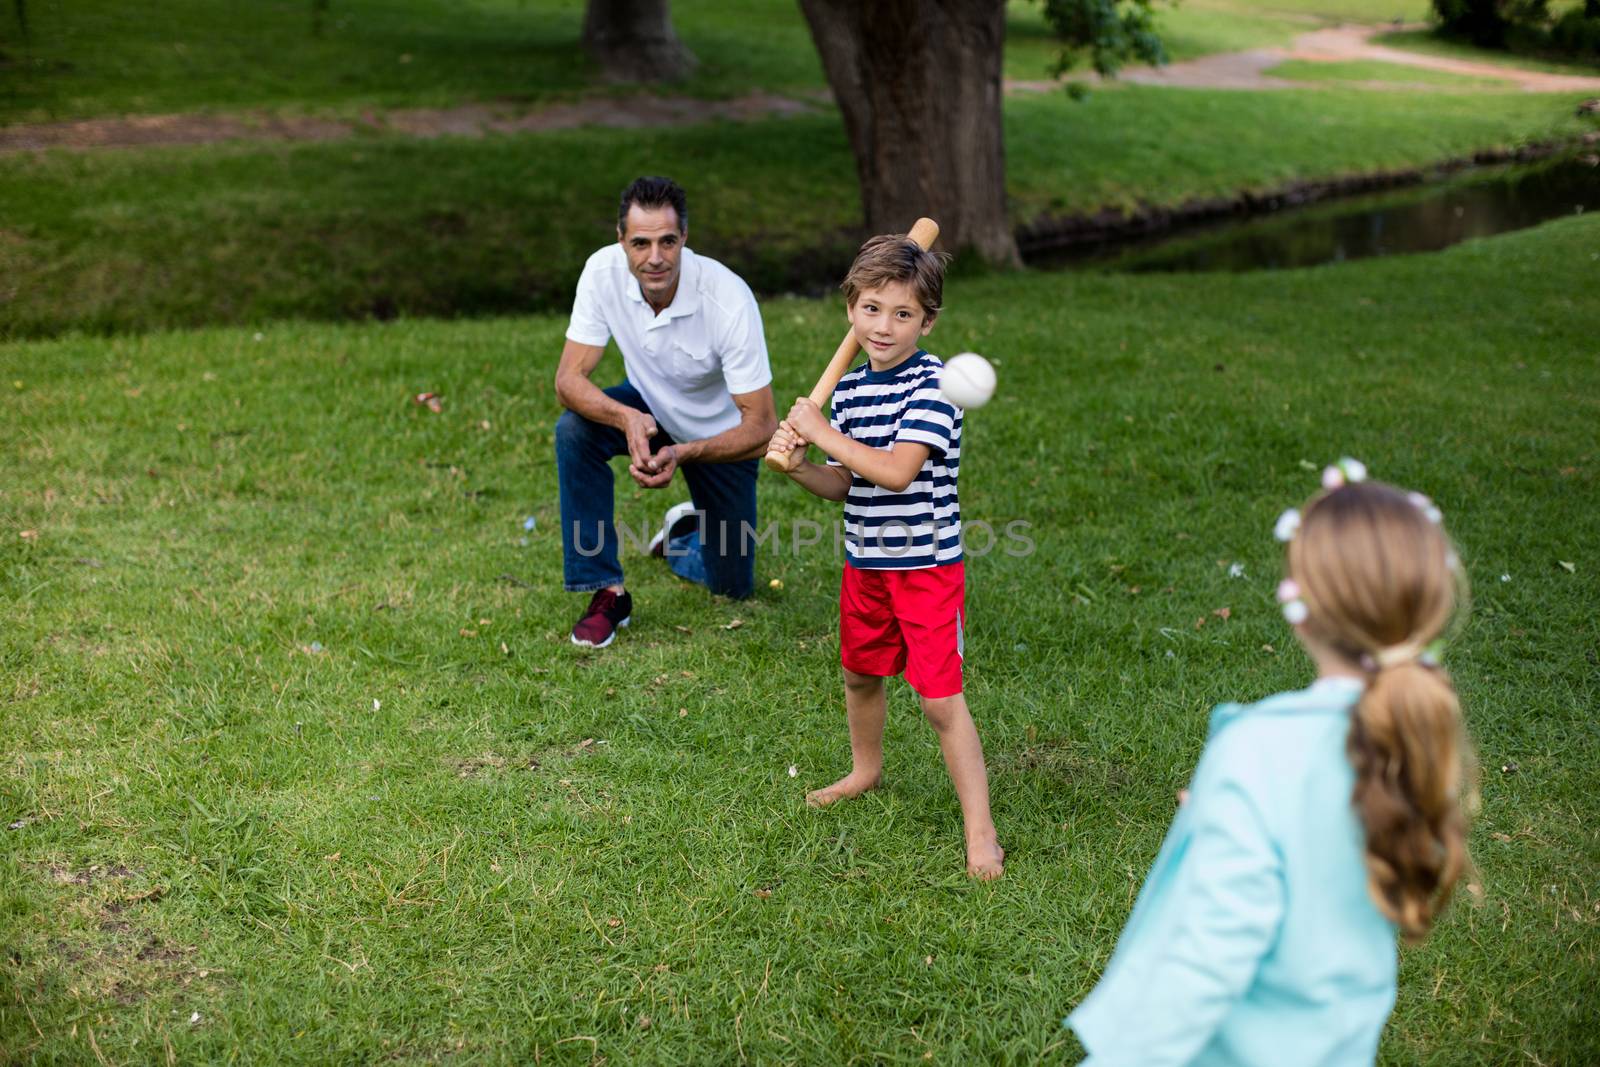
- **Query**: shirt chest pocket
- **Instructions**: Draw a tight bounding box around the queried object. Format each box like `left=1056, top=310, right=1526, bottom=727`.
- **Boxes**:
left=667, top=340, right=719, bottom=388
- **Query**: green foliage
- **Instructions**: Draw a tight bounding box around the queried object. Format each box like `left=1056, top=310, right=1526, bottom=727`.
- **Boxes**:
left=1552, top=4, right=1600, bottom=57
left=2, top=217, right=1598, bottom=1063
left=1035, top=0, right=1169, bottom=77
left=1431, top=0, right=1600, bottom=59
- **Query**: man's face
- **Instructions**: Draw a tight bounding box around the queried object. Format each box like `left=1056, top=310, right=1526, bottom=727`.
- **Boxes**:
left=618, top=204, right=685, bottom=309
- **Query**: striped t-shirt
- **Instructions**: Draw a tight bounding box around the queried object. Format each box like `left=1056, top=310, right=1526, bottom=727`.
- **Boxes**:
left=828, top=350, right=962, bottom=569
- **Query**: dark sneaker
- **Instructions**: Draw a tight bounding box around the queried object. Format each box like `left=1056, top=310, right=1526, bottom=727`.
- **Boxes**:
left=648, top=501, right=700, bottom=558
left=571, top=589, right=632, bottom=648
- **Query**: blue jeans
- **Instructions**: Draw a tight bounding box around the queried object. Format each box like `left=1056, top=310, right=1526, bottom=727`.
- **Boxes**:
left=555, top=382, right=758, bottom=599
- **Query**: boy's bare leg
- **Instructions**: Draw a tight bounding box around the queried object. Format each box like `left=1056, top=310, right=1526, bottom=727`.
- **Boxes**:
left=806, top=669, right=887, bottom=807
left=920, top=692, right=1004, bottom=879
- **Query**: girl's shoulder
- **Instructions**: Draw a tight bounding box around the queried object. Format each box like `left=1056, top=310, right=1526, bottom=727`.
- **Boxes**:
left=1207, top=677, right=1364, bottom=739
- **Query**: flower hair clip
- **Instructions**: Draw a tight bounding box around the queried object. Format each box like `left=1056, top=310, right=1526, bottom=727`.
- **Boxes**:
left=1276, top=578, right=1308, bottom=625
left=1407, top=491, right=1444, bottom=525
left=1321, top=457, right=1368, bottom=490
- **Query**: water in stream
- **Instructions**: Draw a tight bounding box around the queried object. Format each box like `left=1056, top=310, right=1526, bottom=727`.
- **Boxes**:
left=1040, top=157, right=1600, bottom=273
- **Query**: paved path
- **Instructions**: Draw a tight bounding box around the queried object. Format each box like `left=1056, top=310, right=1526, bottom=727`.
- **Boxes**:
left=3, top=26, right=1597, bottom=154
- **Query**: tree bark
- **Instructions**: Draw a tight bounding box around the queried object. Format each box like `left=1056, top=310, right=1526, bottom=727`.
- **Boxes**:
left=582, top=0, right=697, bottom=84
left=798, top=0, right=1020, bottom=267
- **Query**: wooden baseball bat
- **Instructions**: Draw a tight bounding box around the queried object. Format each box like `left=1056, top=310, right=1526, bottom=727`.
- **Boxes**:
left=765, top=216, right=940, bottom=473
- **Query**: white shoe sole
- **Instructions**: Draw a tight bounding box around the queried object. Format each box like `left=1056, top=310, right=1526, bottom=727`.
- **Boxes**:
left=571, top=616, right=630, bottom=649
left=650, top=501, right=699, bottom=557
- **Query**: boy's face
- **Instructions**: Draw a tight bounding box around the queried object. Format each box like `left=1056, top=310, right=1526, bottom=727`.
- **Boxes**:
left=847, top=280, right=935, bottom=370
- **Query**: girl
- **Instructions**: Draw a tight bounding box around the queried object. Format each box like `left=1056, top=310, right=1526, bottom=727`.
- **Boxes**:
left=1066, top=463, right=1472, bottom=1066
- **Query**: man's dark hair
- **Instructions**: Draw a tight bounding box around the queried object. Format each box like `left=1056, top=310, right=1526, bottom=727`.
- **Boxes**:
left=617, top=176, right=687, bottom=233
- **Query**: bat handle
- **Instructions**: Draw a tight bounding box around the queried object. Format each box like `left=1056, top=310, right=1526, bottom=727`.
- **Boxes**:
left=764, top=442, right=805, bottom=473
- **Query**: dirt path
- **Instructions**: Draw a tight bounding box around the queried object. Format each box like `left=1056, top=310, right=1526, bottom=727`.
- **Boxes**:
left=3, top=26, right=1596, bottom=155
left=0, top=92, right=817, bottom=154
left=1118, top=24, right=1600, bottom=92
left=1007, top=24, right=1600, bottom=93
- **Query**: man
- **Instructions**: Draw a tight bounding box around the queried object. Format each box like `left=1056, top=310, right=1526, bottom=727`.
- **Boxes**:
left=554, top=176, right=777, bottom=648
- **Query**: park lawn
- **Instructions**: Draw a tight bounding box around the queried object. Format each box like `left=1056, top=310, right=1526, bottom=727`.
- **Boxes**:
left=0, top=0, right=827, bottom=124
left=3, top=214, right=1598, bottom=1065
left=1, top=0, right=1445, bottom=123
left=2, top=86, right=1593, bottom=340
left=1264, top=58, right=1514, bottom=86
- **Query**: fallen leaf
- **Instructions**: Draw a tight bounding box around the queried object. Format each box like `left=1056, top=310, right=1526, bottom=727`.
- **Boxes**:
left=1558, top=560, right=1575, bottom=573
left=606, top=917, right=622, bottom=928
left=500, top=641, right=509, bottom=655
left=459, top=628, right=477, bottom=637
left=325, top=851, right=341, bottom=862
left=678, top=708, right=688, bottom=718
left=754, top=888, right=772, bottom=899
left=19, top=529, right=38, bottom=541
left=674, top=625, right=692, bottom=634
left=723, top=619, right=743, bottom=630
left=1213, top=607, right=1231, bottom=621
left=413, top=392, right=443, bottom=413
left=1194, top=616, right=1206, bottom=630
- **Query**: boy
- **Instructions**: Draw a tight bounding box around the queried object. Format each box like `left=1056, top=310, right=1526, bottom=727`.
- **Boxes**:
left=768, top=234, right=1003, bottom=880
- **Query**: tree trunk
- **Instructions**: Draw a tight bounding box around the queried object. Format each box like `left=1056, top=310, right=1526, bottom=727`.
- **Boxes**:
left=798, top=0, right=1019, bottom=267
left=582, top=0, right=697, bottom=84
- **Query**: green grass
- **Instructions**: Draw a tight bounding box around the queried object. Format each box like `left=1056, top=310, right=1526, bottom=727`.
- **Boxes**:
left=1, top=0, right=1458, bottom=123
left=3, top=216, right=1598, bottom=1064
left=3, top=87, right=1592, bottom=339
left=1377, top=28, right=1600, bottom=75
left=1265, top=57, right=1514, bottom=86
left=0, top=0, right=827, bottom=124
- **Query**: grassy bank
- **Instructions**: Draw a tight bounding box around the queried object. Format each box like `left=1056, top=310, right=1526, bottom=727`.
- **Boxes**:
left=3, top=87, right=1592, bottom=339
left=3, top=215, right=1598, bottom=1064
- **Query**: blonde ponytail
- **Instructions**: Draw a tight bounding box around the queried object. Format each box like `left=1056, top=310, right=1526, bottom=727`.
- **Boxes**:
left=1348, top=661, right=1469, bottom=939
left=1287, top=481, right=1471, bottom=941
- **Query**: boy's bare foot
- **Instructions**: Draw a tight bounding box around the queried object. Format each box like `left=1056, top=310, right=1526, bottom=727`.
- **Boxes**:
left=805, top=771, right=882, bottom=807
left=966, top=838, right=1005, bottom=881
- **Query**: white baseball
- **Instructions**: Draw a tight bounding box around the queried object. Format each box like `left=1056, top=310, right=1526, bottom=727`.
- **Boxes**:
left=938, top=352, right=996, bottom=410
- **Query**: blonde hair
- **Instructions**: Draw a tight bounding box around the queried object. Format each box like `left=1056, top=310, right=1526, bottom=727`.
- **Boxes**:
left=1287, top=481, right=1472, bottom=941
left=840, top=233, right=947, bottom=320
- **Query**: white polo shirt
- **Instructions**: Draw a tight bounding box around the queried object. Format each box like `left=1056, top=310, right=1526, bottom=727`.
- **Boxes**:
left=565, top=244, right=772, bottom=446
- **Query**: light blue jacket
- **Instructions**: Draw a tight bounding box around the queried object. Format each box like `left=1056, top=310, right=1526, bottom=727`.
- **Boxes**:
left=1068, top=677, right=1397, bottom=1067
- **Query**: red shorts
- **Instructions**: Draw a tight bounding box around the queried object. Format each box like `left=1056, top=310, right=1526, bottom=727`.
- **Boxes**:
left=839, top=561, right=965, bottom=699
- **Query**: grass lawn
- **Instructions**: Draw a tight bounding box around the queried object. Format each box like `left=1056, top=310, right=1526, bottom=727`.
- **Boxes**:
left=0, top=0, right=827, bottom=124
left=1264, top=58, right=1513, bottom=86
left=3, top=214, right=1598, bottom=1064
left=3, top=87, right=1593, bottom=340
left=1, top=0, right=1447, bottom=124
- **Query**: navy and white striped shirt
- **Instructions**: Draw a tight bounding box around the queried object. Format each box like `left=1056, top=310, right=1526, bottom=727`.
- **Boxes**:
left=828, top=351, right=962, bottom=569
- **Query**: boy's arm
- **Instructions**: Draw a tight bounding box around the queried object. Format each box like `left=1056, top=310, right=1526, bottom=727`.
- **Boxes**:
left=786, top=399, right=929, bottom=493
left=767, top=422, right=852, bottom=501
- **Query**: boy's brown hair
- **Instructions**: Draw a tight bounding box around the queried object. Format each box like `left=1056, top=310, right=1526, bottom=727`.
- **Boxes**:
left=840, top=234, right=949, bottom=321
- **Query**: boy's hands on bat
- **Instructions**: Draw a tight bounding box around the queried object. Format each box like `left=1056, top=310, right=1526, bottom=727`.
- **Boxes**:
left=786, top=398, right=828, bottom=441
